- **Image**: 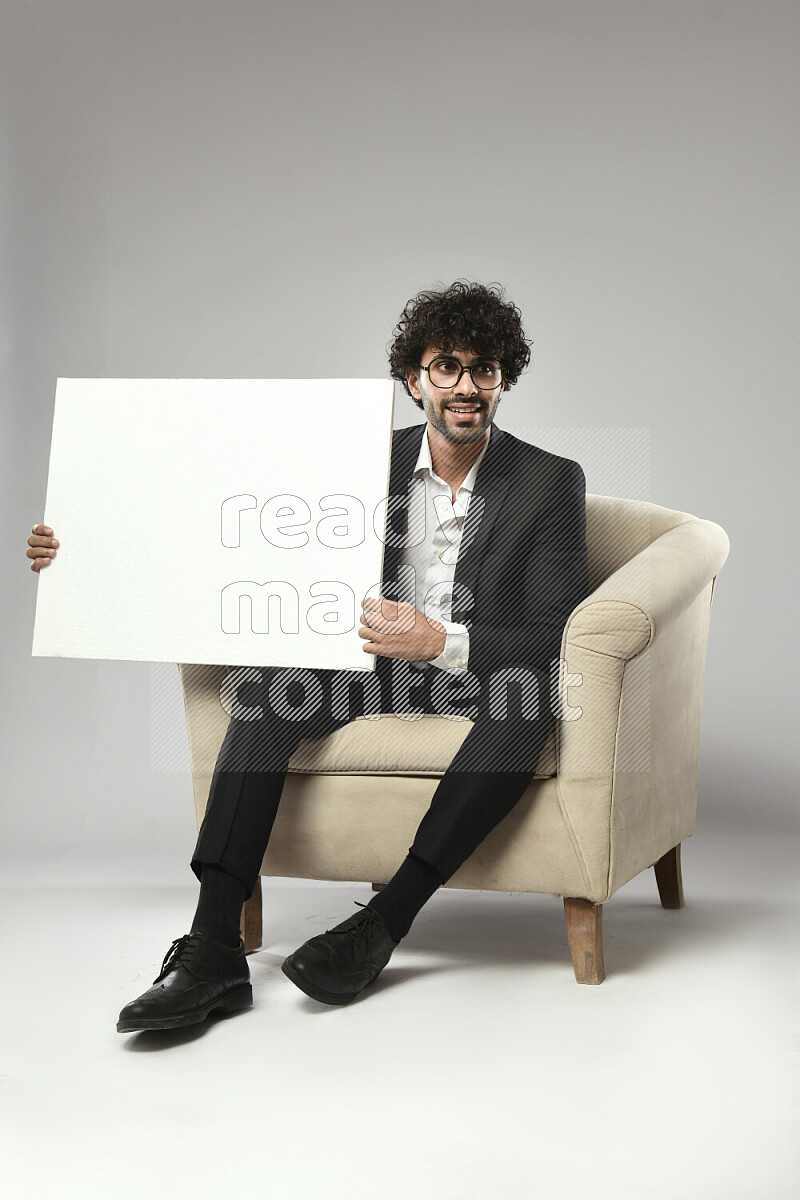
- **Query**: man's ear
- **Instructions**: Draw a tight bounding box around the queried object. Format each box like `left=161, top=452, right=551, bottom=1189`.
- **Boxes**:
left=405, top=364, right=422, bottom=401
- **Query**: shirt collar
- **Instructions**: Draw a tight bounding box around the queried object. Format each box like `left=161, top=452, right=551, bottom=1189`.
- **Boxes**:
left=412, top=423, right=492, bottom=494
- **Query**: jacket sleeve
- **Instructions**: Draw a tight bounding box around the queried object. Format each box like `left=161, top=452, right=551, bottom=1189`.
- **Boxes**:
left=465, top=458, right=589, bottom=682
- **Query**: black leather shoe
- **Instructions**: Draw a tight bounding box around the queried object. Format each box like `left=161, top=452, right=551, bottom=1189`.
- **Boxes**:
left=116, top=932, right=253, bottom=1033
left=281, top=902, right=399, bottom=1005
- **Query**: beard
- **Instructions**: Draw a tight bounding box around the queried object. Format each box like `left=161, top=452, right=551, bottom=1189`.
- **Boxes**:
left=423, top=397, right=494, bottom=444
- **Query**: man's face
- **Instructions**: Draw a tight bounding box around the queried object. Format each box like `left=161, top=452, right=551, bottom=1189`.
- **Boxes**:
left=406, top=345, right=505, bottom=445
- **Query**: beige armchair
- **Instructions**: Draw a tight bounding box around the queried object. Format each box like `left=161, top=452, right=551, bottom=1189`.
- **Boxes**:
left=178, top=493, right=730, bottom=984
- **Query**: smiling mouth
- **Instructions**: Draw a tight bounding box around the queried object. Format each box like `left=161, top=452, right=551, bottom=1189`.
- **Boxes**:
left=447, top=405, right=482, bottom=413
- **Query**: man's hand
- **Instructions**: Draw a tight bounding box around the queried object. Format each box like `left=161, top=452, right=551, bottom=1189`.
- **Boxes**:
left=27, top=524, right=60, bottom=572
left=359, top=595, right=446, bottom=663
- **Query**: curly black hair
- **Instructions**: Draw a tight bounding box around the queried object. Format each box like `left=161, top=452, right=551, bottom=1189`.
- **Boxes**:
left=388, top=279, right=532, bottom=407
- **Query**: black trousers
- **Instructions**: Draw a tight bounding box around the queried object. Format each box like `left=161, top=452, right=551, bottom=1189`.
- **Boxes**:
left=190, top=658, right=555, bottom=898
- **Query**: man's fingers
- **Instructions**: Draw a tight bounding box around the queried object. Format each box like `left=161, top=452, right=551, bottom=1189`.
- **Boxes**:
left=28, top=535, right=59, bottom=549
left=361, top=608, right=415, bottom=634
left=362, top=596, right=399, bottom=618
left=26, top=545, right=57, bottom=559
left=32, top=525, right=53, bottom=536
left=360, top=608, right=388, bottom=632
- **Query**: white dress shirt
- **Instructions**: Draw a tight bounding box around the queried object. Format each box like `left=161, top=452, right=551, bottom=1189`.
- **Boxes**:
left=398, top=425, right=490, bottom=676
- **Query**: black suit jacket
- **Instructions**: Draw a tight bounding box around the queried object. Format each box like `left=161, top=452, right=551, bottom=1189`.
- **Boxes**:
left=379, top=421, right=589, bottom=685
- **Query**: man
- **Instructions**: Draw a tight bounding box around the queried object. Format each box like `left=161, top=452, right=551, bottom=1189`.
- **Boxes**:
left=26, top=280, right=588, bottom=1030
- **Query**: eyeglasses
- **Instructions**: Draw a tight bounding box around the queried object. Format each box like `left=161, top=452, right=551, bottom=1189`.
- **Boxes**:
left=419, top=355, right=505, bottom=392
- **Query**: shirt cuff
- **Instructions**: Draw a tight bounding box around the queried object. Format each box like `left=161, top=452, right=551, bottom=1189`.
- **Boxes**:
left=428, top=620, right=470, bottom=675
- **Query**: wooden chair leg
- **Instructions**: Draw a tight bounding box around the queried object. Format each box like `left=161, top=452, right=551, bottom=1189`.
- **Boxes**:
left=371, top=882, right=386, bottom=891
left=240, top=876, right=263, bottom=954
left=654, top=843, right=684, bottom=909
left=563, top=897, right=605, bottom=984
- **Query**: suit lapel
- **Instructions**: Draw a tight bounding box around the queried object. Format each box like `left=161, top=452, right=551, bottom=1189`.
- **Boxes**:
left=452, top=423, right=512, bottom=620
left=381, top=423, right=426, bottom=598
left=380, top=421, right=512, bottom=614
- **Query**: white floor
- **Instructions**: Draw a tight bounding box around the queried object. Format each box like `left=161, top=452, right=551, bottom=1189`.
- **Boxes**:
left=1, top=829, right=797, bottom=1200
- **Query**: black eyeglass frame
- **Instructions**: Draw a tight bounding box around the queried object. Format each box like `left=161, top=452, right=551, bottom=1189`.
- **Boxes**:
left=417, top=354, right=506, bottom=392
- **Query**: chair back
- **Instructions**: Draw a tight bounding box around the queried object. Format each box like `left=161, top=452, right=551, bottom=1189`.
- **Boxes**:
left=585, top=494, right=695, bottom=593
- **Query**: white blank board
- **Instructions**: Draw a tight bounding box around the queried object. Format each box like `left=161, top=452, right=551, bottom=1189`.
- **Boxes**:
left=32, top=378, right=396, bottom=672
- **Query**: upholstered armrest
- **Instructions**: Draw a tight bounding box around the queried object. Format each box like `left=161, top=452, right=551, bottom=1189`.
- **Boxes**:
left=553, top=516, right=730, bottom=894
left=177, top=663, right=233, bottom=781
left=554, top=515, right=730, bottom=900
left=564, top=517, right=730, bottom=662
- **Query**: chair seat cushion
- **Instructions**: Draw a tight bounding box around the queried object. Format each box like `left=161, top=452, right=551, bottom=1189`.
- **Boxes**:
left=287, top=713, right=557, bottom=778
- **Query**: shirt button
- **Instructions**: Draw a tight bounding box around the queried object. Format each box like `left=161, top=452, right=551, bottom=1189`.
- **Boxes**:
left=456, top=658, right=464, bottom=668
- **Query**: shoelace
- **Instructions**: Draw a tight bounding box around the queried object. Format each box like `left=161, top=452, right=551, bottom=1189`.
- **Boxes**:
left=323, top=902, right=378, bottom=948
left=155, top=933, right=201, bottom=982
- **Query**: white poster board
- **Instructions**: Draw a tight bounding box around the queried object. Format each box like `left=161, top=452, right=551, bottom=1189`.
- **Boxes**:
left=32, top=378, right=396, bottom=672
